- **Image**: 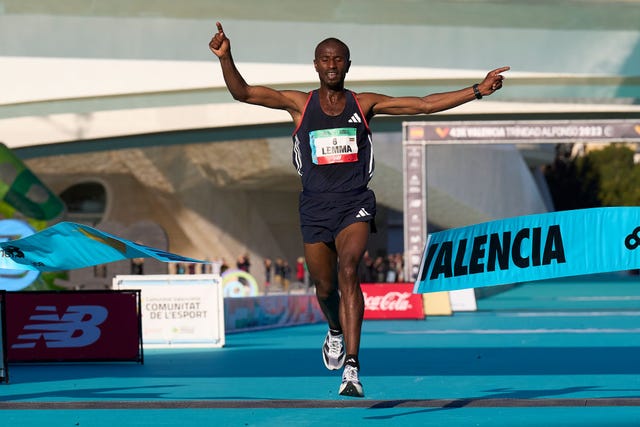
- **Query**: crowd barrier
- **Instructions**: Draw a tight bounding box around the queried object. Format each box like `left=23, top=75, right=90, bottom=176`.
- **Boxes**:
left=224, top=282, right=474, bottom=332
left=224, top=293, right=325, bottom=333
left=0, top=277, right=479, bottom=385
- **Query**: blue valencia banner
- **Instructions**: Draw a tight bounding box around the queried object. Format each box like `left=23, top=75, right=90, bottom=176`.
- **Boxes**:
left=0, top=222, right=206, bottom=272
left=414, top=207, right=640, bottom=294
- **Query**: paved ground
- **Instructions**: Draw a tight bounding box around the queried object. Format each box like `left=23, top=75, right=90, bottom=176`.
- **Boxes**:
left=2, top=274, right=640, bottom=426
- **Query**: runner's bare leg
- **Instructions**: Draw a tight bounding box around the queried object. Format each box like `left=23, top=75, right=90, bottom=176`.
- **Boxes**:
left=334, top=221, right=369, bottom=357
left=305, top=222, right=369, bottom=356
left=305, top=242, right=341, bottom=331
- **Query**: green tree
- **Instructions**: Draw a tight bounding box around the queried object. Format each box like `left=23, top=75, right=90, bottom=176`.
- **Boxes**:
left=584, top=145, right=640, bottom=206
left=545, top=144, right=640, bottom=210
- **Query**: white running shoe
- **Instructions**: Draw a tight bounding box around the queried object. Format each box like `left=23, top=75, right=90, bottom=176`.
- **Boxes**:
left=322, top=331, right=345, bottom=370
left=339, top=364, right=364, bottom=398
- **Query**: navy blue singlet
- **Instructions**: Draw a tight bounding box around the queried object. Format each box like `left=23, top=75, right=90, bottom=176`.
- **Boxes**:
left=292, top=90, right=374, bottom=195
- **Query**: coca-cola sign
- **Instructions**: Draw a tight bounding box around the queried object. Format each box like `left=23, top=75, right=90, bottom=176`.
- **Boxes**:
left=362, top=283, right=424, bottom=320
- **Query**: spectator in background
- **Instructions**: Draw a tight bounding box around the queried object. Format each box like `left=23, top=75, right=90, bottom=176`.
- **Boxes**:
left=187, top=263, right=197, bottom=274
left=304, top=260, right=311, bottom=292
left=220, top=258, right=230, bottom=274
left=176, top=263, right=186, bottom=274
left=274, top=257, right=285, bottom=289
left=373, top=256, right=387, bottom=283
left=393, top=253, right=405, bottom=283
left=130, top=257, right=144, bottom=275
left=283, top=259, right=292, bottom=293
left=296, top=257, right=305, bottom=285
left=130, top=241, right=145, bottom=274
left=264, top=257, right=273, bottom=290
left=201, top=259, right=212, bottom=274
left=211, top=257, right=223, bottom=276
left=237, top=253, right=251, bottom=272
left=358, top=251, right=375, bottom=284
left=386, top=255, right=397, bottom=283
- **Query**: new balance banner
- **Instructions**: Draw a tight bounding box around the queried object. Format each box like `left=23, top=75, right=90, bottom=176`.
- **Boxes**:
left=0, top=143, right=65, bottom=220
left=0, top=221, right=207, bottom=272
left=6, top=291, right=142, bottom=362
left=414, top=207, right=640, bottom=294
left=363, top=283, right=424, bottom=319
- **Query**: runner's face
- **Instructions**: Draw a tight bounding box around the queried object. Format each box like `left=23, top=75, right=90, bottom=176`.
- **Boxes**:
left=314, top=42, right=350, bottom=88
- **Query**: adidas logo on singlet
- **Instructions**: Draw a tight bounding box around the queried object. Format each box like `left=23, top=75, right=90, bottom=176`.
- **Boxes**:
left=356, top=208, right=371, bottom=218
left=347, top=113, right=362, bottom=123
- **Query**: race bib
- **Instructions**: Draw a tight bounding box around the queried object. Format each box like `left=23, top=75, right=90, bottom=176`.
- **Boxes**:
left=310, top=128, right=358, bottom=165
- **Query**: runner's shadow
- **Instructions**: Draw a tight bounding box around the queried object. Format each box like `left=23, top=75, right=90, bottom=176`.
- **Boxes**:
left=0, top=385, right=182, bottom=402
left=363, top=385, right=637, bottom=420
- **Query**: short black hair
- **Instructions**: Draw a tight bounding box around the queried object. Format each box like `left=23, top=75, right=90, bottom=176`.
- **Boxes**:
left=315, top=38, right=350, bottom=61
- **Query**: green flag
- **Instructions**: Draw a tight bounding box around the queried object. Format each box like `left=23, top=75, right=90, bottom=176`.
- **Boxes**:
left=0, top=143, right=65, bottom=220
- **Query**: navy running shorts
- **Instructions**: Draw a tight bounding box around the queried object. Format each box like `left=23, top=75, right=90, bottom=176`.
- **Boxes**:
left=299, top=188, right=377, bottom=244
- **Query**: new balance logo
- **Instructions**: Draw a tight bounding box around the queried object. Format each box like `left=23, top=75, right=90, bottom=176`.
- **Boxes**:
left=347, top=113, right=362, bottom=123
left=356, top=208, right=371, bottom=218
left=11, top=305, right=108, bottom=349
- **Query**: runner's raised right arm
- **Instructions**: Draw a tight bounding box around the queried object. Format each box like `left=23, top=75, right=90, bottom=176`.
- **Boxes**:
left=209, top=22, right=306, bottom=119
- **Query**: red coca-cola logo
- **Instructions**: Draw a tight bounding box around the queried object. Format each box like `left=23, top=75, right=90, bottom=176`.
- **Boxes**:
left=361, top=283, right=424, bottom=320
left=364, top=291, right=412, bottom=311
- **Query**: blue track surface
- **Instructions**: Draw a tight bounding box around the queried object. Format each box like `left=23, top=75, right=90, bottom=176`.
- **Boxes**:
left=2, top=274, right=640, bottom=426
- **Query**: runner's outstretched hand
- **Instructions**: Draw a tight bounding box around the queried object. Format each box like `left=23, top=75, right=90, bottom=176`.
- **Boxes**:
left=209, top=22, right=230, bottom=58
left=477, top=66, right=510, bottom=97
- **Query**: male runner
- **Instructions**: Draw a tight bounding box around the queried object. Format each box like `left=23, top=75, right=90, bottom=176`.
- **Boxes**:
left=209, top=22, right=509, bottom=397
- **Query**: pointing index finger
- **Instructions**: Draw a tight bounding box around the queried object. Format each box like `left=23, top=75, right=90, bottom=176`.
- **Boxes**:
left=216, top=21, right=224, bottom=34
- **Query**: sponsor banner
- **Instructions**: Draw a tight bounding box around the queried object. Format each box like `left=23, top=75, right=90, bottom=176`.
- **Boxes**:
left=6, top=290, right=142, bottom=362
left=405, top=120, right=640, bottom=144
left=363, top=283, right=424, bottom=320
left=422, top=291, right=452, bottom=316
left=0, top=291, right=7, bottom=382
left=0, top=142, right=65, bottom=220
left=225, top=294, right=325, bottom=333
left=221, top=269, right=260, bottom=297
left=0, top=221, right=207, bottom=272
left=415, top=207, right=640, bottom=294
left=0, top=219, right=39, bottom=291
left=448, top=289, right=477, bottom=312
left=115, top=275, right=225, bottom=348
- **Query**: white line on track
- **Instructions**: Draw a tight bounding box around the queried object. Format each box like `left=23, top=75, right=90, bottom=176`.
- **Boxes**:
left=497, top=311, right=640, bottom=317
left=388, top=328, right=640, bottom=335
left=559, top=296, right=640, bottom=301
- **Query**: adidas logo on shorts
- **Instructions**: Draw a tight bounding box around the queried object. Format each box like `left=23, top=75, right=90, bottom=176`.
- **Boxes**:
left=355, top=208, right=371, bottom=218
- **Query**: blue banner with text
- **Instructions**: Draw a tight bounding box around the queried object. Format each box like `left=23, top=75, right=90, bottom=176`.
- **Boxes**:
left=414, top=207, right=640, bottom=293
